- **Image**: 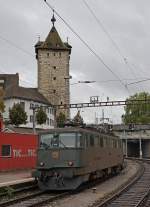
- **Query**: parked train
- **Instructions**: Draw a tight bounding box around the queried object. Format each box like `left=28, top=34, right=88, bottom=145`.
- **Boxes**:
left=33, top=127, right=124, bottom=190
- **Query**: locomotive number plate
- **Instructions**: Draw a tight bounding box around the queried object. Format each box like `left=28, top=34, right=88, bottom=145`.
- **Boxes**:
left=52, top=151, right=59, bottom=159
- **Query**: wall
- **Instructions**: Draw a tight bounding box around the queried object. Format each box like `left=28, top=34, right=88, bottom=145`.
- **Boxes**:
left=38, top=49, right=70, bottom=118
left=0, top=132, right=38, bottom=171
left=3, top=98, right=54, bottom=129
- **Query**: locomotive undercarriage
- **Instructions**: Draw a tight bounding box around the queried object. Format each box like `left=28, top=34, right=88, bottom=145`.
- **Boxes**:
left=35, top=168, right=88, bottom=190
left=34, top=164, right=122, bottom=191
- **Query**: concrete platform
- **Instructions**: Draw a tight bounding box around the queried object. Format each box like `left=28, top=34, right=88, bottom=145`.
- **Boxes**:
left=0, top=170, right=34, bottom=187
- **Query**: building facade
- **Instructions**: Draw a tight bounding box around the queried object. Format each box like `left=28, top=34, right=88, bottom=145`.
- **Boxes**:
left=35, top=14, right=72, bottom=118
left=0, top=74, right=54, bottom=130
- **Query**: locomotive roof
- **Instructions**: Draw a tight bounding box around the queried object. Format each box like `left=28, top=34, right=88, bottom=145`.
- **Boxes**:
left=38, top=127, right=118, bottom=139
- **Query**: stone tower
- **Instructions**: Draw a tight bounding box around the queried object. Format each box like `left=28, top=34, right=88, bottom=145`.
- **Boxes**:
left=35, top=14, right=72, bottom=118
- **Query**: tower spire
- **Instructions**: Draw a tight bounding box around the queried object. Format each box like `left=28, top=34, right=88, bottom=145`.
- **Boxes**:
left=51, top=10, right=56, bottom=27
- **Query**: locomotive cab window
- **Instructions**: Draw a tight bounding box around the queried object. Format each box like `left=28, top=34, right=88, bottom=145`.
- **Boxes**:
left=1, top=145, right=11, bottom=157
left=40, top=133, right=77, bottom=148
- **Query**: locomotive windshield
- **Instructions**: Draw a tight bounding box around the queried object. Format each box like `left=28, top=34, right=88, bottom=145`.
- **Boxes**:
left=40, top=133, right=78, bottom=148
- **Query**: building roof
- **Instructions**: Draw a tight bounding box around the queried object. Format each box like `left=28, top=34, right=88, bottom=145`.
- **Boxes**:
left=4, top=85, right=51, bottom=105
left=35, top=26, right=72, bottom=53
left=0, top=73, right=19, bottom=89
left=3, top=126, right=45, bottom=134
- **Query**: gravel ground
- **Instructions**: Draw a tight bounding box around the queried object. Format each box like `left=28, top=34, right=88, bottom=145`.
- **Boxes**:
left=44, top=160, right=139, bottom=207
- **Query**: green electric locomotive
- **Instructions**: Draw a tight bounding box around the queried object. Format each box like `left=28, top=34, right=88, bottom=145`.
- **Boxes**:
left=33, top=127, right=123, bottom=190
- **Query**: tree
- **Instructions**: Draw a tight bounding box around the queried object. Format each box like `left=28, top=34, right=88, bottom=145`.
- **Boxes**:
left=9, top=103, right=27, bottom=126
left=0, top=88, right=5, bottom=115
left=56, top=112, right=66, bottom=128
left=0, top=101, right=5, bottom=114
left=122, top=92, right=150, bottom=124
left=73, top=110, right=84, bottom=125
left=36, top=107, right=47, bottom=125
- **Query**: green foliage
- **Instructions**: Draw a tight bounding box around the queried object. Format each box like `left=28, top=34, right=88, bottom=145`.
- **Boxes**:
left=56, top=112, right=66, bottom=128
left=5, top=186, right=14, bottom=198
left=9, top=103, right=27, bottom=126
left=0, top=100, right=5, bottom=114
left=36, top=107, right=47, bottom=125
left=73, top=110, right=84, bottom=125
left=0, top=88, right=5, bottom=114
left=122, top=92, right=150, bottom=124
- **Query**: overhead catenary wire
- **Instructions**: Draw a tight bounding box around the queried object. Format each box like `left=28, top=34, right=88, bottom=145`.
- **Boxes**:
left=0, top=35, right=34, bottom=58
left=82, top=0, right=141, bottom=91
left=127, top=78, right=150, bottom=86
left=43, top=0, right=131, bottom=95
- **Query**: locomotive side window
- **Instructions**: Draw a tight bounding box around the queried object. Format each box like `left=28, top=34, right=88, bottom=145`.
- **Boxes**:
left=95, top=136, right=99, bottom=146
left=99, top=136, right=103, bottom=147
left=106, top=137, right=110, bottom=147
left=77, top=133, right=85, bottom=148
left=1, top=145, right=11, bottom=157
left=85, top=134, right=89, bottom=147
left=90, top=135, right=94, bottom=146
left=103, top=137, right=107, bottom=147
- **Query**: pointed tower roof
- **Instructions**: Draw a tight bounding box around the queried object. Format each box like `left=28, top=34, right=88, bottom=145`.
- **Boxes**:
left=35, top=13, right=71, bottom=53
left=42, top=26, right=68, bottom=50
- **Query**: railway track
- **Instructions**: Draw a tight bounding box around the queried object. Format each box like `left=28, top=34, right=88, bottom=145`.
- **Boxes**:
left=0, top=181, right=38, bottom=200
left=0, top=190, right=68, bottom=207
left=95, top=161, right=150, bottom=207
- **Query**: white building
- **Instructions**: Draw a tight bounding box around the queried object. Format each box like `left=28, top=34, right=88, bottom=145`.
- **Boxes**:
left=0, top=74, right=54, bottom=130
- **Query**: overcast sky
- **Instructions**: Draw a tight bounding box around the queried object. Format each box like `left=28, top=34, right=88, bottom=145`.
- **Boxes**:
left=0, top=0, right=150, bottom=123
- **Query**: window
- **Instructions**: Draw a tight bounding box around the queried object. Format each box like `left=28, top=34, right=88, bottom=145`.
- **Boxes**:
left=77, top=133, right=85, bottom=148
left=47, top=118, right=49, bottom=125
left=59, top=52, right=61, bottom=57
left=30, top=115, right=33, bottom=123
left=1, top=145, right=11, bottom=157
left=90, top=135, right=94, bottom=146
left=53, top=77, right=56, bottom=80
left=20, top=102, right=25, bottom=110
left=30, top=103, right=34, bottom=109
left=53, top=66, right=56, bottom=69
left=51, top=108, right=54, bottom=115
left=86, top=134, right=89, bottom=147
left=53, top=90, right=56, bottom=93
left=40, top=133, right=76, bottom=148
left=95, top=136, right=99, bottom=145
left=99, top=136, right=103, bottom=147
left=106, top=137, right=110, bottom=147
left=53, top=53, right=56, bottom=56
left=47, top=53, right=49, bottom=57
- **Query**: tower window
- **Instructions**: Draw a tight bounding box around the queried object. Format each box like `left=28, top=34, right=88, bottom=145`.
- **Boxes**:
left=53, top=66, right=56, bottom=69
left=53, top=77, right=56, bottom=80
left=61, top=101, right=63, bottom=105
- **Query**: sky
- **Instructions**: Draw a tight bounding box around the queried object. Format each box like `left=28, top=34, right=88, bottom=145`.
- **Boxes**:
left=0, top=0, right=150, bottom=124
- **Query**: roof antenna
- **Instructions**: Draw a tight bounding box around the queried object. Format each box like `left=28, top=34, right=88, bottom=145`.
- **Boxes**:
left=51, top=10, right=56, bottom=27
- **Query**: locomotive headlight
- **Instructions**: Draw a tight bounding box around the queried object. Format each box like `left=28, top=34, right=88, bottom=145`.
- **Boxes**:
left=40, top=162, right=44, bottom=166
left=68, top=161, right=74, bottom=166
